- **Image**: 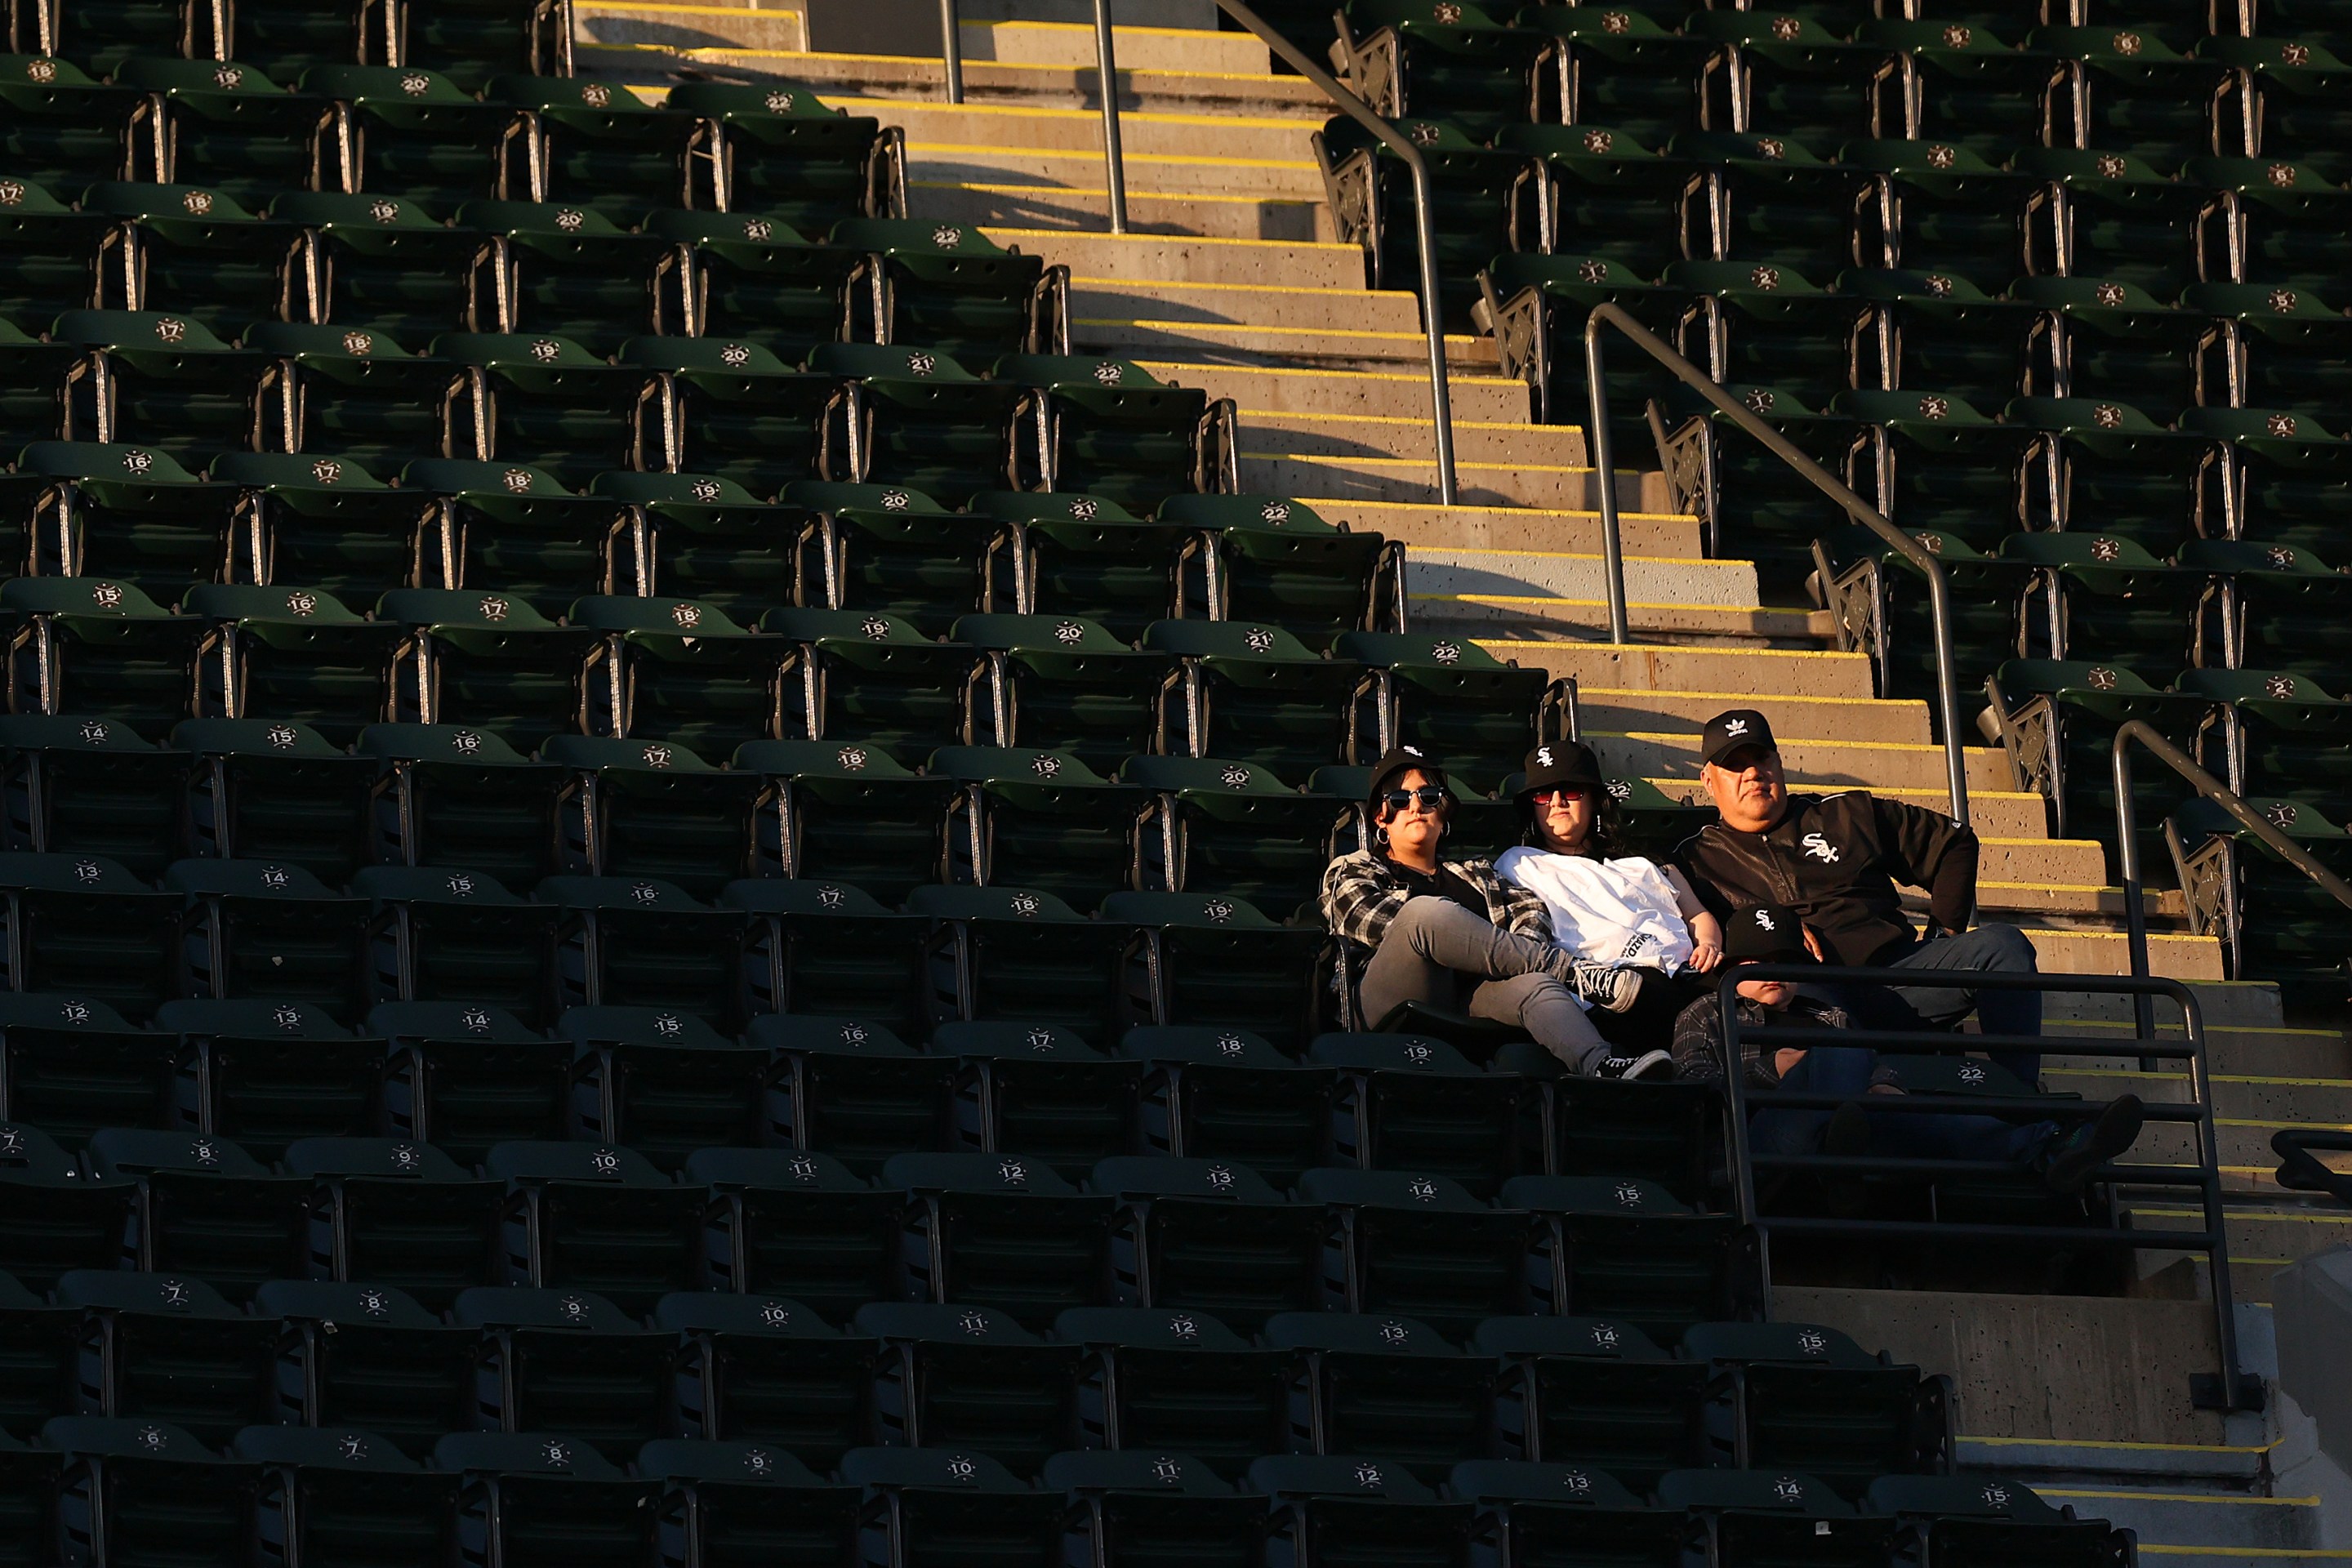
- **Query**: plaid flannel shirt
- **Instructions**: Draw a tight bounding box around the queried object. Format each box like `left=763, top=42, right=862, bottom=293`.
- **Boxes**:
left=1319, top=849, right=1554, bottom=950
left=1670, top=989, right=1853, bottom=1088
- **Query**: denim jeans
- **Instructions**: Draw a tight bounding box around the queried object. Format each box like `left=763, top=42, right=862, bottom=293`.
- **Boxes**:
left=1358, top=897, right=1610, bottom=1072
left=1813, top=924, right=2044, bottom=1086
left=1748, top=1045, right=2055, bottom=1164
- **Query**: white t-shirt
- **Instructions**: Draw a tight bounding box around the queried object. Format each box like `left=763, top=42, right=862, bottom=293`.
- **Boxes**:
left=1494, top=846, right=1695, bottom=974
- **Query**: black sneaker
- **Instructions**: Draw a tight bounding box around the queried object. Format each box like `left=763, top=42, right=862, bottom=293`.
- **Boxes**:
left=1594, top=1049, right=1672, bottom=1082
left=2042, top=1093, right=2145, bottom=1195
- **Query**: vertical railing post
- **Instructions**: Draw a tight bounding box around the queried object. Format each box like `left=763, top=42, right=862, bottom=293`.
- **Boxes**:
left=1092, top=0, right=1129, bottom=234
left=1582, top=323, right=1632, bottom=644
left=939, top=0, right=964, bottom=103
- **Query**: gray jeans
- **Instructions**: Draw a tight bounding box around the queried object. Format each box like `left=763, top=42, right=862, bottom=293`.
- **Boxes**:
left=1357, top=897, right=1610, bottom=1072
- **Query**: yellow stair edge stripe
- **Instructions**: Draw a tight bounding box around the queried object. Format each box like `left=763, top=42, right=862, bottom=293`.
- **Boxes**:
left=2041, top=1490, right=2322, bottom=1507
left=1485, top=641, right=1865, bottom=661
left=1138, top=360, right=1521, bottom=383
left=2138, top=1548, right=2352, bottom=1558
left=822, top=96, right=1321, bottom=130
left=1640, top=777, right=2044, bottom=801
left=1303, top=499, right=1686, bottom=517
left=1077, top=277, right=1410, bottom=297
left=914, top=145, right=1318, bottom=172
left=1411, top=550, right=1730, bottom=567
left=918, top=180, right=1305, bottom=207
left=2061, top=1018, right=2341, bottom=1037
left=1580, top=687, right=1922, bottom=707
left=2218, top=1116, right=2352, bottom=1131
left=1604, top=728, right=1983, bottom=755
left=2129, top=1207, right=2352, bottom=1223
left=1419, top=596, right=1784, bottom=614
left=1962, top=1435, right=2278, bottom=1454
left=1242, top=407, right=1579, bottom=427
left=1000, top=230, right=1361, bottom=255
left=742, top=51, right=1322, bottom=90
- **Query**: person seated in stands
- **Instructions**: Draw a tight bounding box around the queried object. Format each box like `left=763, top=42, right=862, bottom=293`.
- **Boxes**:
left=1673, top=707, right=2044, bottom=1085
left=1321, top=744, right=1673, bottom=1080
left=1494, top=740, right=1724, bottom=1050
left=1672, top=904, right=2145, bottom=1197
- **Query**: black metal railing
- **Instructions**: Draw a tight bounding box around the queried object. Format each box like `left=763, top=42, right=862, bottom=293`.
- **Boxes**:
left=1716, top=963, right=2260, bottom=1411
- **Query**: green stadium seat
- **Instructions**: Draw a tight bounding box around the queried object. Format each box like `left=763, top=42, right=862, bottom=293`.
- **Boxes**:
left=456, top=198, right=672, bottom=356
left=354, top=721, right=566, bottom=888
left=354, top=863, right=561, bottom=1023
left=1503, top=122, right=1697, bottom=282
left=488, top=73, right=693, bottom=218
left=1506, top=1174, right=1757, bottom=1339
left=231, top=1423, right=463, bottom=1566
left=855, top=1300, right=1086, bottom=1474
left=907, top=883, right=1133, bottom=1036
left=1046, top=1447, right=1264, bottom=1566
left=254, top=1281, right=479, bottom=1459
left=1339, top=0, right=1546, bottom=140
left=774, top=480, right=1007, bottom=633
left=0, top=1267, right=76, bottom=1460
left=394, top=0, right=570, bottom=93
left=569, top=595, right=786, bottom=753
left=0, top=714, right=184, bottom=876
left=1865, top=1472, right=2133, bottom=1568
left=1981, top=657, right=2217, bottom=845
left=619, top=335, right=840, bottom=499
left=2034, top=27, right=2240, bottom=170
left=304, top=62, right=537, bottom=208
left=0, top=55, right=139, bottom=192
left=1659, top=1467, right=1899, bottom=1566
left=2201, top=36, right=2352, bottom=181
left=838, top=1445, right=1065, bottom=1568
left=485, top=1138, right=707, bottom=1313
left=401, top=455, right=644, bottom=601
left=1679, top=127, right=1878, bottom=283
left=1664, top=261, right=1872, bottom=408
left=656, top=1290, right=880, bottom=1467
left=928, top=743, right=1142, bottom=898
left=47, top=0, right=203, bottom=78
left=155, top=995, right=382, bottom=1156
left=430, top=336, right=661, bottom=489
left=1476, top=249, right=1697, bottom=434
left=734, top=738, right=956, bottom=898
left=283, top=1130, right=506, bottom=1308
left=1830, top=389, right=2035, bottom=551
left=1309, top=1030, right=1538, bottom=1197
left=996, top=354, right=1228, bottom=511
left=689, top=1147, right=898, bottom=1317
left=368, top=1000, right=568, bottom=1158
left=2007, top=275, right=2208, bottom=412
left=47, top=1417, right=263, bottom=1568
left=1298, top=1166, right=1532, bottom=1330
left=434, top=1428, right=663, bottom=1568
left=590, top=470, right=813, bottom=617
left=1118, top=755, right=1345, bottom=911
left=0, top=991, right=167, bottom=1141
left=748, top=1015, right=956, bottom=1172
left=2174, top=666, right=2352, bottom=822
left=1842, top=138, right=2039, bottom=292
left=1250, top=1450, right=1478, bottom=1568
left=0, top=179, right=108, bottom=331
left=16, top=438, right=234, bottom=596
left=562, top=1003, right=768, bottom=1170
left=0, top=849, right=179, bottom=1018
left=807, top=342, right=1022, bottom=506
left=1451, top=1459, right=1682, bottom=1568
left=271, top=190, right=497, bottom=346
left=2179, top=530, right=2352, bottom=675
left=884, top=1150, right=1120, bottom=1325
left=1997, top=529, right=2207, bottom=670
left=2011, top=146, right=2215, bottom=295
left=1836, top=268, right=2040, bottom=412
left=1118, top=1024, right=1339, bottom=1186
left=1690, top=1321, right=1954, bottom=1487
left=1318, top=115, right=1533, bottom=333
left=0, top=315, right=79, bottom=452
left=374, top=587, right=598, bottom=742
left=207, top=452, right=430, bottom=599
left=1104, top=889, right=1332, bottom=1053
left=726, top=878, right=930, bottom=1031
left=969, top=490, right=1199, bottom=644
left=1053, top=1307, right=1291, bottom=1472
left=1998, top=396, right=2208, bottom=551
left=57, top=1268, right=279, bottom=1443
left=2176, top=392, right=2352, bottom=553
left=112, top=60, right=333, bottom=205
left=665, top=82, right=901, bottom=229
left=86, top=1125, right=309, bottom=1296
left=931, top=1020, right=1143, bottom=1180
left=641, top=207, right=861, bottom=355
left=537, top=872, right=743, bottom=1020
left=832, top=216, right=1062, bottom=360
left=1160, top=493, right=1393, bottom=652
left=540, top=733, right=758, bottom=898
left=1653, top=379, right=1861, bottom=585
left=51, top=309, right=265, bottom=462
left=2185, top=157, right=2352, bottom=301
left=1808, top=522, right=2033, bottom=710
left=165, top=857, right=373, bottom=1020
left=762, top=605, right=981, bottom=753
left=1862, top=24, right=2067, bottom=160
left=1090, top=1155, right=1323, bottom=1329
left=1336, top=630, right=1556, bottom=797
left=1144, top=617, right=1364, bottom=777
left=0, top=1119, right=131, bottom=1289
left=1475, top=1315, right=1708, bottom=1481
left=177, top=590, right=401, bottom=744
left=244, top=323, right=466, bottom=474
left=637, top=1436, right=864, bottom=1568
left=2165, top=793, right=2352, bottom=994
left=1263, top=1310, right=1495, bottom=1477
left=1522, top=7, right=1717, bottom=153
left=220, top=0, right=363, bottom=79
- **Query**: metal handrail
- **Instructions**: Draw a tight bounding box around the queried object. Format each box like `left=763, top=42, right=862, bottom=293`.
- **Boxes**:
left=1717, top=961, right=2259, bottom=1412
left=934, top=0, right=1128, bottom=234
left=1212, top=0, right=1459, bottom=506
left=1585, top=302, right=1970, bottom=827
left=2111, top=718, right=2352, bottom=1036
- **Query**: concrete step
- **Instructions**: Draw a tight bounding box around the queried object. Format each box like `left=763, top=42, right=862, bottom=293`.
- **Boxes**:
left=823, top=97, right=1324, bottom=160
left=1409, top=548, right=1756, bottom=608
left=1482, top=639, right=1880, bottom=699
left=1080, top=310, right=1490, bottom=363
left=1431, top=596, right=1820, bottom=642
left=1640, top=777, right=2043, bottom=840
left=577, top=0, right=805, bottom=51
left=1073, top=280, right=1423, bottom=338
left=1241, top=452, right=1636, bottom=511
left=914, top=174, right=1324, bottom=240
left=2052, top=1020, right=2351, bottom=1079
left=1963, top=875, right=2178, bottom=920
left=1244, top=410, right=1591, bottom=468
left=911, top=143, right=1321, bottom=198
left=1597, top=728, right=2016, bottom=795
left=2045, top=984, right=2288, bottom=1031
left=1316, top=499, right=1704, bottom=558
left=2034, top=1486, right=2325, bottom=1553
left=1000, top=233, right=1366, bottom=292
left=1140, top=361, right=1530, bottom=423
left=600, top=43, right=1333, bottom=113
left=953, top=19, right=1274, bottom=72
left=1955, top=1437, right=2265, bottom=1484
left=2124, top=1203, right=2352, bottom=1304
left=1575, top=687, right=1931, bottom=745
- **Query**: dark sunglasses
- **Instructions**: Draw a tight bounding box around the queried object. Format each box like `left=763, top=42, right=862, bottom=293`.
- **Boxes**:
left=1531, top=786, right=1591, bottom=804
left=1379, top=786, right=1449, bottom=814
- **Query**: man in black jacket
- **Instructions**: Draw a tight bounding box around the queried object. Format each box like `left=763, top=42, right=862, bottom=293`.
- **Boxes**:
left=1673, top=709, right=2044, bottom=1082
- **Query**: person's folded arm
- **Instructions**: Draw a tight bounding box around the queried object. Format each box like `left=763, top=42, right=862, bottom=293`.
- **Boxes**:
left=1878, top=796, right=1980, bottom=934
left=1321, top=857, right=1409, bottom=948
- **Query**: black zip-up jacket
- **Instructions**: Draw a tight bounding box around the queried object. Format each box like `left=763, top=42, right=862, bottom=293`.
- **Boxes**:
left=1674, top=791, right=1978, bottom=967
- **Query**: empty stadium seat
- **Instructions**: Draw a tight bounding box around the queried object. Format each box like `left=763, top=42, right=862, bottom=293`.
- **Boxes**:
left=434, top=1428, right=663, bottom=1568
left=1478, top=1314, right=1709, bottom=1481
left=656, top=1290, right=880, bottom=1467
left=1058, top=1305, right=1293, bottom=1469
left=541, top=731, right=761, bottom=898
left=1120, top=1024, right=1340, bottom=1187
left=484, top=1141, right=706, bottom=1313
left=858, top=1300, right=1086, bottom=1473
left=886, top=1150, right=1118, bottom=1325
left=284, top=1130, right=506, bottom=1307
left=171, top=717, right=375, bottom=881
left=564, top=1002, right=768, bottom=1169
left=1264, top=1310, right=1495, bottom=1477
left=1682, top=1321, right=1952, bottom=1493
left=0, top=1120, right=136, bottom=1291
left=156, top=995, right=382, bottom=1156
left=451, top=1286, right=674, bottom=1461
left=1507, top=1173, right=1757, bottom=1337
left=57, top=1268, right=278, bottom=1442
left=1094, top=1154, right=1323, bottom=1327
left=1310, top=1030, right=1539, bottom=1196
left=355, top=863, right=563, bottom=1023
left=257, top=1280, right=479, bottom=1457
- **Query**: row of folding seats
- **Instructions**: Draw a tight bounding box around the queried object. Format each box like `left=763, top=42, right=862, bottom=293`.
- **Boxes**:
left=7, top=1428, right=2086, bottom=1568
left=0, top=55, right=893, bottom=220
left=0, top=1258, right=1918, bottom=1481
left=15, top=0, right=561, bottom=87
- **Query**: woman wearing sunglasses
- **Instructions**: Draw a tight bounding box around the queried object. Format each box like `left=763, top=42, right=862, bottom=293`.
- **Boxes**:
left=1321, top=744, right=1670, bottom=1080
left=1493, top=741, right=1726, bottom=1076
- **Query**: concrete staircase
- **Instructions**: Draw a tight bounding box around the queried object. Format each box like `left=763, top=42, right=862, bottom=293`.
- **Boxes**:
left=573, top=13, right=2352, bottom=1554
